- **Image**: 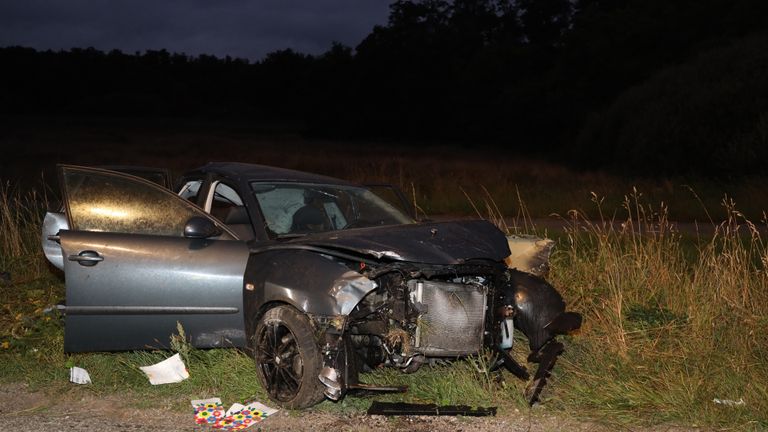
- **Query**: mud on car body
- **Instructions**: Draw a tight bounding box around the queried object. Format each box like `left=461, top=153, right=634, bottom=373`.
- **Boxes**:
left=42, top=162, right=581, bottom=409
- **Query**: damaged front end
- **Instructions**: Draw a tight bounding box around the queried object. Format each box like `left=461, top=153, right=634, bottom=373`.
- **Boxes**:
left=312, top=259, right=581, bottom=406
left=245, top=229, right=581, bottom=408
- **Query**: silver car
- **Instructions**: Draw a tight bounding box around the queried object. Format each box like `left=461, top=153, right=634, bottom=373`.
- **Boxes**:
left=42, top=162, right=581, bottom=408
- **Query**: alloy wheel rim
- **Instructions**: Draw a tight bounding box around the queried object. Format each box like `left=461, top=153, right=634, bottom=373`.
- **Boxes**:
left=256, top=322, right=303, bottom=401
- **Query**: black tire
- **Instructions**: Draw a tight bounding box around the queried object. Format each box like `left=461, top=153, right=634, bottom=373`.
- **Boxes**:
left=252, top=305, right=325, bottom=409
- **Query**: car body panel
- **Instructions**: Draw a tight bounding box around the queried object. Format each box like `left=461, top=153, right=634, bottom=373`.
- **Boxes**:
left=182, top=162, right=357, bottom=186
left=287, top=219, right=510, bottom=264
left=244, top=249, right=377, bottom=318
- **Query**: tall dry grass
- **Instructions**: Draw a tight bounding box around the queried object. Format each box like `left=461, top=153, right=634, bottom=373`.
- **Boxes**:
left=0, top=183, right=58, bottom=347
left=0, top=182, right=49, bottom=279
left=546, top=191, right=768, bottom=427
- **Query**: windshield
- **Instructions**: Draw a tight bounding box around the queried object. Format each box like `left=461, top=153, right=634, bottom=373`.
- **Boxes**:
left=251, top=182, right=414, bottom=238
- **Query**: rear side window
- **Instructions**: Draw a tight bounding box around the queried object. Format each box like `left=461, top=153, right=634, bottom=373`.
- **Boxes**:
left=178, top=180, right=203, bottom=203
left=210, top=182, right=245, bottom=221
left=62, top=167, right=208, bottom=236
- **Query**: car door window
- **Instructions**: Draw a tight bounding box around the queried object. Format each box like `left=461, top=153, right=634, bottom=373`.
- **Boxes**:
left=209, top=182, right=244, bottom=220
left=62, top=166, right=216, bottom=237
left=179, top=180, right=203, bottom=203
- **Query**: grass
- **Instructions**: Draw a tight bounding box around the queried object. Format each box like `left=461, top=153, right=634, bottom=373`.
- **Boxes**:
left=1, top=170, right=767, bottom=430
left=547, top=193, right=768, bottom=429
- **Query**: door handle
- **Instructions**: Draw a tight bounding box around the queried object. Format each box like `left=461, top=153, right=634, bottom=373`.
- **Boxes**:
left=68, top=250, right=104, bottom=267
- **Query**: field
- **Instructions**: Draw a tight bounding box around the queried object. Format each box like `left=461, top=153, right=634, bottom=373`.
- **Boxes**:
left=1, top=119, right=767, bottom=430
left=4, top=116, right=768, bottom=223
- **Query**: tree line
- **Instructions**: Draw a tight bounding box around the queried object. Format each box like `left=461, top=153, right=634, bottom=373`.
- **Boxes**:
left=2, top=0, right=768, bottom=175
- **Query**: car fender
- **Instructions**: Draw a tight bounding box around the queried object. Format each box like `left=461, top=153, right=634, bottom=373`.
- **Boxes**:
left=243, top=249, right=376, bottom=320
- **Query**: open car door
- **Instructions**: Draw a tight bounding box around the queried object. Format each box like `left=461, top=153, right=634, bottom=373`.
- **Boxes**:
left=57, top=165, right=249, bottom=352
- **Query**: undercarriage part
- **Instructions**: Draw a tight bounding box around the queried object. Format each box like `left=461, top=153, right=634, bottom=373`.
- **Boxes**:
left=525, top=340, right=564, bottom=406
left=402, top=353, right=425, bottom=373
left=318, top=366, right=343, bottom=400
left=367, top=401, right=497, bottom=417
left=499, top=317, right=514, bottom=349
left=347, top=383, right=408, bottom=395
left=310, top=315, right=359, bottom=402
left=349, top=334, right=386, bottom=370
left=490, top=348, right=530, bottom=381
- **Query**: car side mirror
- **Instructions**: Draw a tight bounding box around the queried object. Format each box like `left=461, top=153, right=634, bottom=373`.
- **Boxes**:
left=184, top=216, right=223, bottom=239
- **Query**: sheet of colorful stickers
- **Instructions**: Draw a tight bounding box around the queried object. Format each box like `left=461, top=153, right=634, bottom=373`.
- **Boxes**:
left=192, top=398, right=278, bottom=430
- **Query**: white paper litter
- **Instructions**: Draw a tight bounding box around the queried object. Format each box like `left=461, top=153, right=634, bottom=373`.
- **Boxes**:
left=225, top=402, right=246, bottom=416
left=69, top=366, right=92, bottom=384
left=191, top=397, right=222, bottom=408
left=139, top=353, right=189, bottom=385
left=713, top=398, right=745, bottom=407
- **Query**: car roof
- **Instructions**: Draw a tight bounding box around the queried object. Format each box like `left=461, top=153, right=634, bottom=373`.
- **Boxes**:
left=185, top=162, right=357, bottom=186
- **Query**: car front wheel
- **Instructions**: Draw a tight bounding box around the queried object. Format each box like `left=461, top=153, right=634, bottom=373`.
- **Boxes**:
left=252, top=305, right=325, bottom=409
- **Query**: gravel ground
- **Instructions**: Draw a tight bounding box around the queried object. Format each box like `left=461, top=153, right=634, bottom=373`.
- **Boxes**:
left=0, top=383, right=708, bottom=432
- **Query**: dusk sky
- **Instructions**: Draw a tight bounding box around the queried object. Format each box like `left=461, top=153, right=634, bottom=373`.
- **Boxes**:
left=0, top=0, right=391, bottom=61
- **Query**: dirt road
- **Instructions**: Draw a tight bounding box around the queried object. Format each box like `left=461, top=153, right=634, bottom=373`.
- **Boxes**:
left=0, top=382, right=708, bottom=432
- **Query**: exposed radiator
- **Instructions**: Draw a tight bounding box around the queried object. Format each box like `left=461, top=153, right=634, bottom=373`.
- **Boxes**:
left=408, top=279, right=487, bottom=356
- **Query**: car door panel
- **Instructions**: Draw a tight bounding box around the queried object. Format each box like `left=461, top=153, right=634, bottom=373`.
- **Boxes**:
left=57, top=165, right=249, bottom=352
left=61, top=230, right=249, bottom=352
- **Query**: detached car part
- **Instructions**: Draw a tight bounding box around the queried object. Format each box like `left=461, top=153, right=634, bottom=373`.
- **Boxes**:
left=41, top=162, right=581, bottom=409
left=367, top=401, right=497, bottom=416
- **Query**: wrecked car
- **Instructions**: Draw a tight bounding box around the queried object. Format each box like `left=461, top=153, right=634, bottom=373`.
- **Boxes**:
left=41, top=163, right=581, bottom=408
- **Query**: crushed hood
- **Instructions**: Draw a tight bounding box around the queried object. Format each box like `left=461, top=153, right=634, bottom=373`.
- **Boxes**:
left=288, top=220, right=511, bottom=264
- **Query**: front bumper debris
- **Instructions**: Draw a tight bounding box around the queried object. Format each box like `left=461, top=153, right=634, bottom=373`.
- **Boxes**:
left=367, top=401, right=497, bottom=416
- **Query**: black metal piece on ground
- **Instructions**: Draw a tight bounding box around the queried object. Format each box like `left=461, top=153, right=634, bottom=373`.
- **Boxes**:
left=347, top=383, right=408, bottom=396
left=490, top=347, right=530, bottom=380
left=526, top=340, right=564, bottom=406
left=367, top=402, right=497, bottom=417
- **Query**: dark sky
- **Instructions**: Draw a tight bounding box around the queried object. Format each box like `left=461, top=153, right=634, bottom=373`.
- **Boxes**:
left=0, top=0, right=391, bottom=61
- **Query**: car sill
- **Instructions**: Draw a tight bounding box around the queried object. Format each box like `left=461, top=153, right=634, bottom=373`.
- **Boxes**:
left=64, top=306, right=239, bottom=315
